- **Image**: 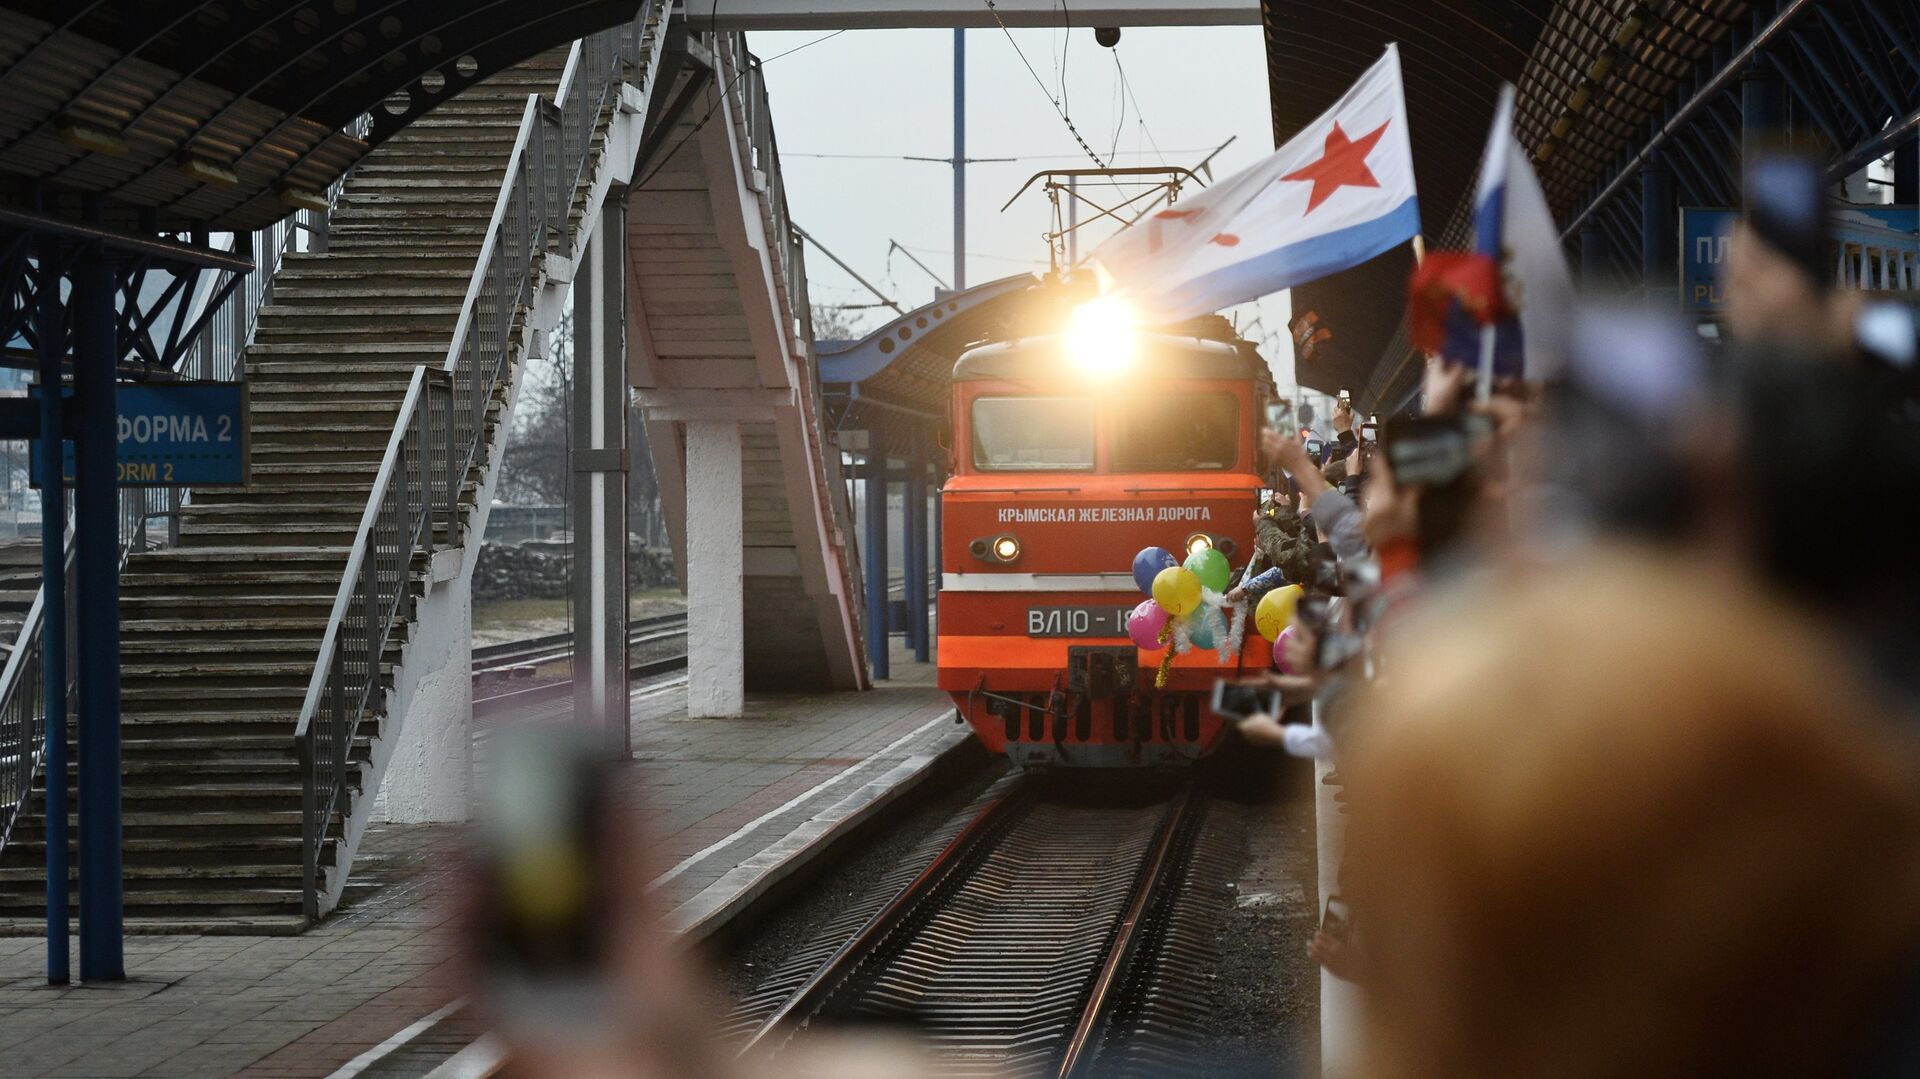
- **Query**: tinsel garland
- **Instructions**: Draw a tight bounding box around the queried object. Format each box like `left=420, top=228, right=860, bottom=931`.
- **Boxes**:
left=1155, top=620, right=1176, bottom=688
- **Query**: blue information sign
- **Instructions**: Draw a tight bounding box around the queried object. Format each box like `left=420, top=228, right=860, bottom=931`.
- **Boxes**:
left=1680, top=207, right=1737, bottom=313
left=31, top=382, right=248, bottom=487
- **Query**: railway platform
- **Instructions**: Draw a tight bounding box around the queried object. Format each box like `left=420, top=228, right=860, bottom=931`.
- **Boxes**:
left=0, top=641, right=964, bottom=1079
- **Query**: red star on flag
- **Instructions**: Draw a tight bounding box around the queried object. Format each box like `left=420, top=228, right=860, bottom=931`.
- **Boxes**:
left=1279, top=119, right=1391, bottom=214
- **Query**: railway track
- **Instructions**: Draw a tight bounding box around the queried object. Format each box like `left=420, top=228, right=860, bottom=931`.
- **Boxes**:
left=472, top=611, right=689, bottom=713
left=727, top=775, right=1230, bottom=1078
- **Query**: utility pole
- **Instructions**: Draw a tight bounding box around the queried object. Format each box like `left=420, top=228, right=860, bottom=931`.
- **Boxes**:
left=953, top=29, right=966, bottom=291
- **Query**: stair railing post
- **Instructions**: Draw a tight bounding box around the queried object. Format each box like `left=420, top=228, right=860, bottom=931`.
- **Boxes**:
left=300, top=728, right=316, bottom=922
left=329, top=637, right=347, bottom=872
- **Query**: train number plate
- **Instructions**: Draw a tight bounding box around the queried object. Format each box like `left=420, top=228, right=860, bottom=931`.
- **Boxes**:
left=1026, top=605, right=1132, bottom=638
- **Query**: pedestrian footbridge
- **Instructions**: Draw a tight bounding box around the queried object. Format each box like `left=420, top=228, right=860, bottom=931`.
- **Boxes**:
left=0, top=4, right=863, bottom=930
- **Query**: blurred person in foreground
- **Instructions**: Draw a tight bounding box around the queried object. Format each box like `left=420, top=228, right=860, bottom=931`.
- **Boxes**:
left=1341, top=548, right=1920, bottom=1079
left=1712, top=152, right=1920, bottom=704
left=463, top=725, right=931, bottom=1079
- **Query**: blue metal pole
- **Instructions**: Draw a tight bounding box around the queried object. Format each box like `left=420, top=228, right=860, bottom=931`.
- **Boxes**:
left=1579, top=223, right=1611, bottom=289
left=907, top=445, right=929, bottom=663
left=864, top=454, right=890, bottom=681
left=72, top=249, right=122, bottom=982
left=1640, top=149, right=1676, bottom=305
left=36, top=244, right=68, bottom=985
left=953, top=29, right=966, bottom=292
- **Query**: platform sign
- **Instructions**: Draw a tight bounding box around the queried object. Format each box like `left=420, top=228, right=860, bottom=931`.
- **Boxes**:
left=1680, top=207, right=1737, bottom=313
left=31, top=382, right=248, bottom=487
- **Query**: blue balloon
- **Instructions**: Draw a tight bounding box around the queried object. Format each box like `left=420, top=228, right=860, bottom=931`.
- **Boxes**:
left=1132, top=547, right=1179, bottom=595
left=1188, top=619, right=1216, bottom=651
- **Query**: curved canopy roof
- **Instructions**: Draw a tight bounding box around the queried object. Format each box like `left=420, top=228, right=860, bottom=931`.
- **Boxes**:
left=818, top=273, right=1041, bottom=420
left=0, top=0, right=640, bottom=233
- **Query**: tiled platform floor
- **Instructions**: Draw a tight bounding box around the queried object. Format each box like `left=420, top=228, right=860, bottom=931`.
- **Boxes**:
left=0, top=644, right=958, bottom=1078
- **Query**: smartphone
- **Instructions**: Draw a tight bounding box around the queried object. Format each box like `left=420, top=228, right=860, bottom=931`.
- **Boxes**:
left=1211, top=679, right=1280, bottom=723
left=1359, top=421, right=1379, bottom=444
left=1383, top=415, right=1475, bottom=487
left=1303, top=437, right=1326, bottom=459
left=1337, top=388, right=1351, bottom=405
left=1266, top=401, right=1297, bottom=439
left=1320, top=895, right=1351, bottom=943
left=475, top=727, right=615, bottom=1033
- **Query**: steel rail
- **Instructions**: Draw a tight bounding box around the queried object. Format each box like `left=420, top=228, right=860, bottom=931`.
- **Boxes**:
left=1054, top=784, right=1200, bottom=1079
left=735, top=780, right=1038, bottom=1055
left=736, top=780, right=1206, bottom=1069
left=470, top=611, right=688, bottom=672
left=473, top=652, right=689, bottom=713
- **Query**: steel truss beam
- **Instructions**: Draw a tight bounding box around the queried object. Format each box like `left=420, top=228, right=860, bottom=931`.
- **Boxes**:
left=1566, top=0, right=1920, bottom=270
left=686, top=0, right=1258, bottom=31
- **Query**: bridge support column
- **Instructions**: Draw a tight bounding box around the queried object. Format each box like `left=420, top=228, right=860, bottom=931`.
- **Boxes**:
left=863, top=455, right=890, bottom=681
left=1897, top=143, right=1918, bottom=207
left=686, top=419, right=745, bottom=717
left=573, top=198, right=632, bottom=751
left=1640, top=149, right=1676, bottom=305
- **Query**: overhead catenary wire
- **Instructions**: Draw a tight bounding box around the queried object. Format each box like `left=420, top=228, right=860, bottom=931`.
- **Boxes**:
left=792, top=223, right=907, bottom=316
left=1112, top=50, right=1165, bottom=166
left=981, top=0, right=1108, bottom=168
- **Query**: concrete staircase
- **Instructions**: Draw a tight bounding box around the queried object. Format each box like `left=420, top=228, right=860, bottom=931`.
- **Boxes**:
left=0, top=51, right=573, bottom=931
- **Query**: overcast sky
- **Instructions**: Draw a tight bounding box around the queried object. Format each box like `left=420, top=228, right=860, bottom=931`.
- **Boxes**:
left=748, top=24, right=1301, bottom=391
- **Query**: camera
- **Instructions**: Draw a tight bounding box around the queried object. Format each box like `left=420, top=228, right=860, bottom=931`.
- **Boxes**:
left=1210, top=679, right=1280, bottom=722
left=1382, top=414, right=1491, bottom=488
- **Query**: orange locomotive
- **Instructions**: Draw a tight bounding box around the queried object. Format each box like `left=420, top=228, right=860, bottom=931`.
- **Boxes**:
left=937, top=310, right=1275, bottom=768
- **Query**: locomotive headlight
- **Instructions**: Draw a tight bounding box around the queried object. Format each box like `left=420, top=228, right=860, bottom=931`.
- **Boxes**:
left=992, top=535, right=1022, bottom=562
left=1185, top=532, right=1213, bottom=557
left=1065, top=296, right=1139, bottom=377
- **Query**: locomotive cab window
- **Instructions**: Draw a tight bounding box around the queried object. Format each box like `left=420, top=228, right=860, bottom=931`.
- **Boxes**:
left=1109, top=393, right=1239, bottom=471
left=971, top=396, right=1096, bottom=470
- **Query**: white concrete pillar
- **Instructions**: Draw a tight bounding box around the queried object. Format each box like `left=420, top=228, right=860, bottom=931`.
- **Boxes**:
left=685, top=418, right=745, bottom=717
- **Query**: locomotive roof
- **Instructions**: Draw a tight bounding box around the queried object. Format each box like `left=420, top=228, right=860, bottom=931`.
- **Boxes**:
left=951, top=334, right=1267, bottom=383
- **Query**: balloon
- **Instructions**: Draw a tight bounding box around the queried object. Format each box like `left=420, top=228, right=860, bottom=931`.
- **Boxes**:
left=1272, top=626, right=1296, bottom=674
left=1151, top=566, right=1203, bottom=618
left=1126, top=600, right=1168, bottom=650
left=1188, top=618, right=1216, bottom=651
left=1255, top=584, right=1304, bottom=641
left=1132, top=547, right=1179, bottom=595
left=1183, top=546, right=1230, bottom=594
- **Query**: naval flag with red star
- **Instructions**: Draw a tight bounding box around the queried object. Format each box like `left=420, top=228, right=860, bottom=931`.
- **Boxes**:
left=1090, top=45, right=1419, bottom=322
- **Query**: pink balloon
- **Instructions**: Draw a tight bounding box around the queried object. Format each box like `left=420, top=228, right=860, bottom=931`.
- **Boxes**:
left=1272, top=626, right=1296, bottom=674
left=1127, top=599, right=1169, bottom=650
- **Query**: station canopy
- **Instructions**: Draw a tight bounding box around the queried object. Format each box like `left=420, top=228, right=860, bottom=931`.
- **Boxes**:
left=1259, top=0, right=1760, bottom=409
left=0, top=0, right=642, bottom=235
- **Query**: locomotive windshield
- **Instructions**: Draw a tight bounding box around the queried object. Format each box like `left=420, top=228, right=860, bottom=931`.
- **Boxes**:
left=972, top=396, right=1096, bottom=470
left=1109, top=393, right=1239, bottom=471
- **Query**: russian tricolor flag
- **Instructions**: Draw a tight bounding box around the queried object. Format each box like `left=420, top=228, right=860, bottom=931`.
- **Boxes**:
left=1091, top=46, right=1420, bottom=322
left=1466, top=84, right=1573, bottom=381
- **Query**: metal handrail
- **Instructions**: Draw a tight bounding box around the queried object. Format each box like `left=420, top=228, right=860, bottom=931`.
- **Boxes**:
left=293, top=4, right=664, bottom=922
left=0, top=117, right=366, bottom=865
left=712, top=39, right=867, bottom=654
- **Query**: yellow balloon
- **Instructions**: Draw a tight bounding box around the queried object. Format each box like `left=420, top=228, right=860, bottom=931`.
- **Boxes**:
left=1255, top=584, right=1304, bottom=641
left=1152, top=566, right=1203, bottom=618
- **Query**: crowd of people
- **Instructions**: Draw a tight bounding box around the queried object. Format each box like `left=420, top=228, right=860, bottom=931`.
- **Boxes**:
left=457, top=154, right=1920, bottom=1078
left=1225, top=153, right=1920, bottom=1076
